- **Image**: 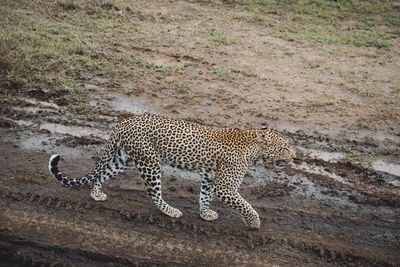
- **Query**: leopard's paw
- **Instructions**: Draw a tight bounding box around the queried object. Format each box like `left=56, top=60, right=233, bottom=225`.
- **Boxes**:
left=91, top=191, right=107, bottom=201
left=244, top=213, right=260, bottom=230
left=163, top=207, right=183, bottom=218
left=200, top=209, right=218, bottom=221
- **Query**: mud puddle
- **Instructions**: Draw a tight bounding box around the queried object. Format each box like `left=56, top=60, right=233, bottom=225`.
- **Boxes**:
left=297, top=147, right=344, bottom=162
left=278, top=122, right=400, bottom=145
left=88, top=91, right=163, bottom=116
left=107, top=92, right=156, bottom=115
left=13, top=120, right=109, bottom=140
left=293, top=162, right=348, bottom=184
left=373, top=160, right=400, bottom=178
left=296, top=145, right=400, bottom=187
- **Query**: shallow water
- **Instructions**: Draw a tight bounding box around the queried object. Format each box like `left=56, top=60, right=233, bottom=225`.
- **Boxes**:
left=299, top=147, right=344, bottom=162
left=39, top=122, right=109, bottom=139
left=108, top=92, right=155, bottom=115
left=277, top=122, right=400, bottom=144
left=288, top=174, right=356, bottom=207
left=373, top=160, right=400, bottom=177
left=18, top=132, right=88, bottom=158
left=292, top=162, right=348, bottom=184
left=300, top=147, right=400, bottom=179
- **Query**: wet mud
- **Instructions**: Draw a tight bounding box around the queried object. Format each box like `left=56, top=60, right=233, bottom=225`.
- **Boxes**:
left=0, top=97, right=399, bottom=266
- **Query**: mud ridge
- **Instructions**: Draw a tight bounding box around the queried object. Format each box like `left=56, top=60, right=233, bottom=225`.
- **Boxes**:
left=121, top=43, right=258, bottom=79
left=0, top=234, right=143, bottom=267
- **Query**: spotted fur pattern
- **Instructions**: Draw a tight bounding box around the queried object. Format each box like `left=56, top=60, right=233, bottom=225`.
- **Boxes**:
left=49, top=114, right=295, bottom=229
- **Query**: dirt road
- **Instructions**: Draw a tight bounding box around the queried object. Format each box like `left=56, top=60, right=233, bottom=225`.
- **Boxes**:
left=1, top=98, right=399, bottom=266
left=1, top=0, right=399, bottom=266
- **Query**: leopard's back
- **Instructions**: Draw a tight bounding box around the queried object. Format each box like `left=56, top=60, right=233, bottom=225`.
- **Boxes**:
left=115, top=115, right=225, bottom=171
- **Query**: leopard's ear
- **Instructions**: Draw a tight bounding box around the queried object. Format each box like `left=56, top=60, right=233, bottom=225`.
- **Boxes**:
left=260, top=125, right=268, bottom=130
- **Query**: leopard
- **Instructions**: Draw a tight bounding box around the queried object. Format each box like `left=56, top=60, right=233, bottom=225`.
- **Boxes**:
left=48, top=114, right=296, bottom=229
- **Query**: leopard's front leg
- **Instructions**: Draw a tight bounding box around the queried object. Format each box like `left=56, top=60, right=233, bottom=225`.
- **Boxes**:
left=213, top=164, right=260, bottom=229
left=199, top=172, right=218, bottom=221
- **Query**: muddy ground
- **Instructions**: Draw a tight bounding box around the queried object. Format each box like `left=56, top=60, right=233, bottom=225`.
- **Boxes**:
left=1, top=0, right=400, bottom=266
left=1, top=95, right=399, bottom=266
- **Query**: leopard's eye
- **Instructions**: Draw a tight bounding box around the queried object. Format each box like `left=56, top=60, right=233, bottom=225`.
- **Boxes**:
left=281, top=148, right=290, bottom=158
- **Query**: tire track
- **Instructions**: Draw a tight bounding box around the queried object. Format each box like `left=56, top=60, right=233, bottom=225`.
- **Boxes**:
left=1, top=175, right=399, bottom=266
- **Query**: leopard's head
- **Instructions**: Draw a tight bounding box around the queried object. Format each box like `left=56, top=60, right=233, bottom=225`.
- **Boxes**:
left=256, top=128, right=296, bottom=168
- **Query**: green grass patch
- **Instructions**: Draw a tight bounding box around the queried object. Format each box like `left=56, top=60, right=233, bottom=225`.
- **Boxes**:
left=155, top=64, right=184, bottom=74
left=391, top=86, right=400, bottom=94
left=0, top=0, right=156, bottom=112
left=284, top=50, right=294, bottom=57
left=374, top=39, right=391, bottom=48
left=202, top=28, right=237, bottom=46
left=306, top=97, right=335, bottom=107
left=223, top=0, right=399, bottom=48
left=345, top=149, right=377, bottom=169
left=341, top=84, right=380, bottom=97
left=214, top=66, right=244, bottom=80
left=305, top=97, right=345, bottom=111
left=306, top=97, right=338, bottom=108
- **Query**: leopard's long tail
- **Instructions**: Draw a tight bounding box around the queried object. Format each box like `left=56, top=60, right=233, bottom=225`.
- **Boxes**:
left=48, top=154, right=99, bottom=186
left=48, top=132, right=128, bottom=186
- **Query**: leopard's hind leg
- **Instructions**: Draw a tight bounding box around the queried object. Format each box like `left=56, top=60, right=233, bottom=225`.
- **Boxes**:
left=135, top=158, right=182, bottom=218
left=91, top=147, right=131, bottom=201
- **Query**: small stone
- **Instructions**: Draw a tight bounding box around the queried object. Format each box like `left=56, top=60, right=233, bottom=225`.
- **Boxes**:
left=366, top=197, right=380, bottom=206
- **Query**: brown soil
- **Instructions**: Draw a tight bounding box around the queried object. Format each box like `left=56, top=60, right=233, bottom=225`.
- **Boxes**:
left=1, top=1, right=400, bottom=266
left=1, top=96, right=399, bottom=266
